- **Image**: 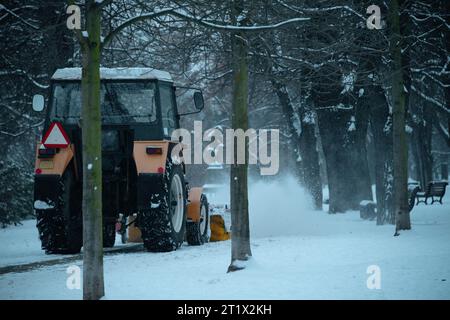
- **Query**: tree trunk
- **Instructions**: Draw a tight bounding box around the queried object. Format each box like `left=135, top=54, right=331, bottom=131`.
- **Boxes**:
left=312, top=68, right=372, bottom=213
left=441, top=154, right=448, bottom=180
left=316, top=105, right=372, bottom=213
left=448, top=115, right=450, bottom=147
left=316, top=107, right=356, bottom=213
left=389, top=0, right=411, bottom=233
left=270, top=80, right=303, bottom=181
left=298, top=107, right=322, bottom=209
left=228, top=1, right=252, bottom=272
left=367, top=85, right=394, bottom=225
left=81, top=1, right=104, bottom=300
left=271, top=80, right=322, bottom=209
left=410, top=102, right=433, bottom=188
left=353, top=92, right=373, bottom=202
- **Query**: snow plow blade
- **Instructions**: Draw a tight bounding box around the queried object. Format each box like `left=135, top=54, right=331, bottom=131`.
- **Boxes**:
left=209, top=214, right=230, bottom=242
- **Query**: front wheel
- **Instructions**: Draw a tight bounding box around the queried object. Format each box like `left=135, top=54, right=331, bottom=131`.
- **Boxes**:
left=186, top=194, right=209, bottom=245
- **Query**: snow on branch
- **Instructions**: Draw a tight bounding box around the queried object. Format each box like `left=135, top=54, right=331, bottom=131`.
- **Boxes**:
left=0, top=4, right=39, bottom=30
left=410, top=14, right=450, bottom=30
left=432, top=111, right=450, bottom=146
left=102, top=8, right=175, bottom=48
left=102, top=8, right=310, bottom=49
left=411, top=84, right=449, bottom=113
left=198, top=17, right=310, bottom=30
left=0, top=103, right=33, bottom=121
left=0, top=69, right=49, bottom=89
left=437, top=121, right=450, bottom=141
left=0, top=120, right=44, bottom=138
left=94, top=0, right=113, bottom=9
left=276, top=0, right=366, bottom=21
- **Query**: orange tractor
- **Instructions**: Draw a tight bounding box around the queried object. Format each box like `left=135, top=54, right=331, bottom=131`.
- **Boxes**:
left=32, top=68, right=209, bottom=254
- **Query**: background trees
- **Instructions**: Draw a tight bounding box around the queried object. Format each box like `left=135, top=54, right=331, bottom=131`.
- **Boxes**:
left=1, top=1, right=448, bottom=229
left=0, top=0, right=73, bottom=226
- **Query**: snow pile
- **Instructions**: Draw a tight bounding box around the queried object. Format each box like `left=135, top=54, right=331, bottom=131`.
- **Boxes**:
left=34, top=200, right=54, bottom=210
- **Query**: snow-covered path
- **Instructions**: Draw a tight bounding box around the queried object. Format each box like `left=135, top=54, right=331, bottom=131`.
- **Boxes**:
left=0, top=220, right=139, bottom=269
left=1, top=180, right=449, bottom=299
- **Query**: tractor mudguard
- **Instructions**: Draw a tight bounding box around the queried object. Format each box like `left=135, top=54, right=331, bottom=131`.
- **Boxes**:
left=133, top=141, right=168, bottom=174
left=134, top=140, right=186, bottom=211
left=135, top=140, right=167, bottom=210
left=187, top=187, right=203, bottom=222
left=133, top=140, right=186, bottom=174
left=34, top=143, right=75, bottom=177
left=34, top=143, right=76, bottom=208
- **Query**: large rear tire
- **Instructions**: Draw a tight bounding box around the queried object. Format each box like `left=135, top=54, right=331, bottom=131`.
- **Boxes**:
left=186, top=194, right=209, bottom=245
left=140, top=162, right=187, bottom=252
left=36, top=168, right=82, bottom=254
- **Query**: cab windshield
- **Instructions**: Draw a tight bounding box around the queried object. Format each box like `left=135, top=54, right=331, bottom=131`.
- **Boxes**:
left=50, top=81, right=157, bottom=124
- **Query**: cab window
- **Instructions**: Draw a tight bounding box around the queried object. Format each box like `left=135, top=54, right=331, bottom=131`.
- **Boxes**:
left=159, top=84, right=177, bottom=137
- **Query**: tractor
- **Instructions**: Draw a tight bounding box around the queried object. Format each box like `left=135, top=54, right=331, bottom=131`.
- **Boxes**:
left=32, top=67, right=209, bottom=254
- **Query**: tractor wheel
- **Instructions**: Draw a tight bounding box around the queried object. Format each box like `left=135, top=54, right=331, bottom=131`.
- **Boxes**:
left=186, top=194, right=209, bottom=245
left=36, top=168, right=82, bottom=254
left=103, top=223, right=116, bottom=248
left=140, top=162, right=187, bottom=252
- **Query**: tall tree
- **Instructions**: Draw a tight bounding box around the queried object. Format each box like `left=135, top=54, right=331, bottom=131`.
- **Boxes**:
left=367, top=84, right=394, bottom=225
left=389, top=0, right=410, bottom=233
left=74, top=0, right=105, bottom=301
left=228, top=0, right=252, bottom=272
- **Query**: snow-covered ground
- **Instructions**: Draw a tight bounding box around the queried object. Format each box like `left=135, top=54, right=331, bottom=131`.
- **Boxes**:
left=1, top=178, right=449, bottom=299
left=0, top=219, right=52, bottom=267
left=0, top=220, right=129, bottom=268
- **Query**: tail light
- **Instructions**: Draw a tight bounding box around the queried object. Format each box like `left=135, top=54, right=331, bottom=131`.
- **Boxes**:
left=146, top=146, right=163, bottom=155
left=38, top=148, right=57, bottom=158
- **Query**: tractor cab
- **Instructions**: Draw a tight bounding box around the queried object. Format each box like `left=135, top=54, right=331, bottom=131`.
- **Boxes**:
left=38, top=68, right=203, bottom=140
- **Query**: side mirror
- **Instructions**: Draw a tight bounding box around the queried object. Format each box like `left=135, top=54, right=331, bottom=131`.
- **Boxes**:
left=193, top=91, right=204, bottom=111
left=32, top=94, right=45, bottom=112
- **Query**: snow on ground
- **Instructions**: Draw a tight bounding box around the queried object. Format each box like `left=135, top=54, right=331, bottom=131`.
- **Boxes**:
left=0, top=220, right=126, bottom=268
left=0, top=219, right=52, bottom=267
left=0, top=178, right=449, bottom=299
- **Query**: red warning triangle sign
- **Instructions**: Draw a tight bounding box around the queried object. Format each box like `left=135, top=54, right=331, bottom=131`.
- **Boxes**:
left=42, top=122, right=70, bottom=148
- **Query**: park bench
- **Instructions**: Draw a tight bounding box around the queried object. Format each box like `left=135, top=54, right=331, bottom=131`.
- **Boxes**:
left=415, top=181, right=448, bottom=205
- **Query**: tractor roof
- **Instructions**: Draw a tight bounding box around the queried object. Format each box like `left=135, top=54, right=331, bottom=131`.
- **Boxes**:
left=51, top=67, right=173, bottom=82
